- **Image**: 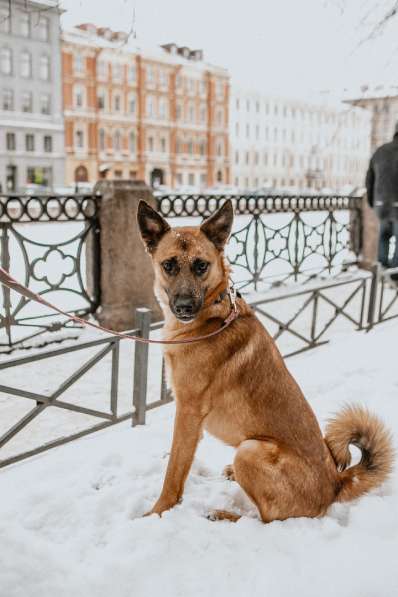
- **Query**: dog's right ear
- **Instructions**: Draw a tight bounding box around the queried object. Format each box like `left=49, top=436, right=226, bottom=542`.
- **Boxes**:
left=137, top=201, right=170, bottom=253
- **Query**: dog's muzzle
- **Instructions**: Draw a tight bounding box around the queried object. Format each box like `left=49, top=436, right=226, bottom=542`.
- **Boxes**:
left=171, top=294, right=203, bottom=322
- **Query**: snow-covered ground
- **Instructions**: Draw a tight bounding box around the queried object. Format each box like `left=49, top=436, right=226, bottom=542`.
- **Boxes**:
left=1, top=319, right=398, bottom=597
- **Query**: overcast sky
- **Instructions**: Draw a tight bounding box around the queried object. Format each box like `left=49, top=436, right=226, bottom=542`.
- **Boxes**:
left=60, top=0, right=398, bottom=100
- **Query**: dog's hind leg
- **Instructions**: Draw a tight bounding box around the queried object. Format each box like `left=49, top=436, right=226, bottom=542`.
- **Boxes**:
left=233, top=439, right=324, bottom=522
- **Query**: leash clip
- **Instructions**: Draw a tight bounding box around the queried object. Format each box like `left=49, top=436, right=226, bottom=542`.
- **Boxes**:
left=227, top=282, right=238, bottom=315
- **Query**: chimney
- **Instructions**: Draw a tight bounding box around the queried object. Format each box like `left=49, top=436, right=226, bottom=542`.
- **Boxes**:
left=76, top=23, right=97, bottom=35
left=190, top=49, right=203, bottom=61
left=112, top=31, right=128, bottom=43
left=162, top=43, right=178, bottom=55
left=178, top=46, right=190, bottom=59
left=97, top=27, right=113, bottom=41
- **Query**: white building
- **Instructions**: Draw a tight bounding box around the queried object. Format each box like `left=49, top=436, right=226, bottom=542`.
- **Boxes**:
left=0, top=0, right=65, bottom=192
left=230, top=88, right=372, bottom=193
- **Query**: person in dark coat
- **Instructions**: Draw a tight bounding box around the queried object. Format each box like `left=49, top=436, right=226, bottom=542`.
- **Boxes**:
left=366, top=124, right=398, bottom=281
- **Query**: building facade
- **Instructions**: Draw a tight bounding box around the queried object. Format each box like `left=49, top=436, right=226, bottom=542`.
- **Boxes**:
left=345, top=87, right=398, bottom=155
left=230, top=88, right=371, bottom=192
left=62, top=25, right=230, bottom=189
left=0, top=0, right=65, bottom=192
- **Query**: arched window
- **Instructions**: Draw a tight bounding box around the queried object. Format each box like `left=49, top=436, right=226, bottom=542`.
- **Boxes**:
left=98, top=128, right=105, bottom=151
left=0, top=47, right=12, bottom=75
left=20, top=50, right=32, bottom=78
left=129, top=131, right=136, bottom=154
left=113, top=130, right=121, bottom=151
left=39, top=55, right=50, bottom=80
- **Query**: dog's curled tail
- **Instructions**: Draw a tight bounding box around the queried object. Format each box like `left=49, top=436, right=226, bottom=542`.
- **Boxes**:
left=325, top=404, right=394, bottom=503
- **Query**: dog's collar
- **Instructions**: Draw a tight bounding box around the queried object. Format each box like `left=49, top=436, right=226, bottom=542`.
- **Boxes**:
left=213, top=284, right=241, bottom=307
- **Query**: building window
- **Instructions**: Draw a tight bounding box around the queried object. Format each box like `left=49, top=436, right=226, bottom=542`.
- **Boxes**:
left=114, top=170, right=123, bottom=178
left=128, top=94, right=136, bottom=114
left=159, top=97, right=168, bottom=119
left=128, top=64, right=136, bottom=83
left=75, top=130, right=84, bottom=149
left=38, top=16, right=50, bottom=41
left=235, top=123, right=239, bottom=136
left=199, top=80, right=206, bottom=95
left=43, top=135, right=52, bottom=152
left=200, top=105, right=206, bottom=124
left=113, top=130, right=121, bottom=151
left=160, top=137, right=166, bottom=153
left=159, top=70, right=168, bottom=89
left=216, top=108, right=223, bottom=126
left=25, top=134, right=34, bottom=152
left=189, top=103, right=195, bottom=122
left=176, top=102, right=182, bottom=121
left=217, top=170, right=222, bottom=183
left=39, top=55, right=50, bottom=80
left=97, top=60, right=107, bottom=78
left=188, top=173, right=195, bottom=186
left=187, top=139, right=193, bottom=154
left=129, top=131, right=136, bottom=153
left=146, top=66, right=154, bottom=85
left=27, top=166, right=52, bottom=186
left=21, top=91, right=33, bottom=112
left=97, top=89, right=106, bottom=110
left=235, top=150, right=239, bottom=164
left=2, top=88, right=13, bottom=110
left=20, top=13, right=30, bottom=37
left=40, top=93, right=51, bottom=115
left=74, top=53, right=84, bottom=74
left=246, top=124, right=250, bottom=138
left=245, top=151, right=249, bottom=165
left=20, top=50, right=32, bottom=78
left=0, top=10, right=10, bottom=33
left=112, top=63, right=123, bottom=81
left=146, top=95, right=154, bottom=118
left=1, top=47, right=12, bottom=75
left=246, top=99, right=250, bottom=112
left=99, top=128, right=105, bottom=151
left=114, top=94, right=121, bottom=112
left=216, top=141, right=223, bottom=157
left=199, top=140, right=206, bottom=156
left=74, top=85, right=85, bottom=108
left=6, top=132, right=15, bottom=151
left=148, top=136, right=154, bottom=152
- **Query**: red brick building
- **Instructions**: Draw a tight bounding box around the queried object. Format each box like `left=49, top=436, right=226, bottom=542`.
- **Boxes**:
left=62, top=25, right=230, bottom=188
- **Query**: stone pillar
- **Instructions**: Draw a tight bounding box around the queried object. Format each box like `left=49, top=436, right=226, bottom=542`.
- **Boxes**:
left=93, top=180, right=162, bottom=330
left=359, top=194, right=379, bottom=270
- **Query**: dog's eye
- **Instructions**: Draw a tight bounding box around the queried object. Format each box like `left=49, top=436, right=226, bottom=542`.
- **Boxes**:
left=193, top=260, right=209, bottom=275
left=162, top=259, right=177, bottom=274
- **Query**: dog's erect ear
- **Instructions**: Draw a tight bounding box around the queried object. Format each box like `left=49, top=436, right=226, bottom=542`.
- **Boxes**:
left=137, top=201, right=170, bottom=253
left=200, top=200, right=234, bottom=251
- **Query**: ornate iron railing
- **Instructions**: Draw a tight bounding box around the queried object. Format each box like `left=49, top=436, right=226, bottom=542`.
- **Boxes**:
left=156, top=194, right=363, bottom=291
left=0, top=194, right=101, bottom=353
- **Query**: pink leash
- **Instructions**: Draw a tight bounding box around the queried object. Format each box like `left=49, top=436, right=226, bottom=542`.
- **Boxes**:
left=0, top=267, right=239, bottom=345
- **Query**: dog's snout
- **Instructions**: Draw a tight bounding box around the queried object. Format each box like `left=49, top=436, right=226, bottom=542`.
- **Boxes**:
left=174, top=295, right=195, bottom=317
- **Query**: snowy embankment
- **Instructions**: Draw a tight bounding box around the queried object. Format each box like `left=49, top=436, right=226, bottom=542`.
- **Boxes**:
left=1, top=320, right=398, bottom=597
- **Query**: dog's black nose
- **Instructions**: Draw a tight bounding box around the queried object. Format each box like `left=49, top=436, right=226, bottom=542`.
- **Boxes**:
left=174, top=295, right=194, bottom=318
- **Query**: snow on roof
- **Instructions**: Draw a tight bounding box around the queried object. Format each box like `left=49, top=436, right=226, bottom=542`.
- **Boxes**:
left=61, top=26, right=229, bottom=77
left=343, top=84, right=398, bottom=102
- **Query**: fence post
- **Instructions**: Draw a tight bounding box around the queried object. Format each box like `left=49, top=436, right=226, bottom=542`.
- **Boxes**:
left=93, top=180, right=162, bottom=331
left=367, top=262, right=380, bottom=330
left=132, top=307, right=151, bottom=426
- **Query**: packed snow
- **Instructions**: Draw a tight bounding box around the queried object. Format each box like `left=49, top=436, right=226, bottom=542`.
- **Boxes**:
left=1, top=318, right=398, bottom=597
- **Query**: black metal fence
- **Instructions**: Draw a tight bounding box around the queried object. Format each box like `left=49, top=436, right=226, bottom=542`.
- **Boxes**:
left=157, top=194, right=363, bottom=290
left=0, top=194, right=100, bottom=353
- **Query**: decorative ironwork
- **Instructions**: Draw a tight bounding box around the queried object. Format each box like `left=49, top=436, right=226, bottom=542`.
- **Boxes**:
left=157, top=194, right=362, bottom=290
left=0, top=194, right=101, bottom=352
left=374, top=266, right=398, bottom=325
left=0, top=276, right=372, bottom=469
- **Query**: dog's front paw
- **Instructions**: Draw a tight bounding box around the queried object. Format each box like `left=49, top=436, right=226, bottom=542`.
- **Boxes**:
left=143, top=498, right=179, bottom=518
left=223, top=464, right=236, bottom=481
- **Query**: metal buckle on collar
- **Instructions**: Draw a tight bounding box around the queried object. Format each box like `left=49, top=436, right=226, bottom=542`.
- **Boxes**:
left=227, top=282, right=238, bottom=315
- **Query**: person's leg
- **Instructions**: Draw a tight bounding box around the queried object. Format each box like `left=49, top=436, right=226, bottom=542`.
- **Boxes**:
left=390, top=220, right=398, bottom=281
left=378, top=219, right=392, bottom=268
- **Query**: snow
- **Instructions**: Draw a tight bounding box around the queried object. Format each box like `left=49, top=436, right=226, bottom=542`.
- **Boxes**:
left=1, top=319, right=398, bottom=597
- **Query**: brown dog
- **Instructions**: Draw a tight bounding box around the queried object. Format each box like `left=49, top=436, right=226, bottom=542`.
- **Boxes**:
left=137, top=199, right=394, bottom=522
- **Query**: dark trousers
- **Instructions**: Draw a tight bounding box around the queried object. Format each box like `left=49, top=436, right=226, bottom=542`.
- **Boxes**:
left=378, top=219, right=398, bottom=278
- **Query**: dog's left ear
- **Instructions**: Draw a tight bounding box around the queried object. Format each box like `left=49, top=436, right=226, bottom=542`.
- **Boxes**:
left=200, top=200, right=234, bottom=251
left=137, top=201, right=170, bottom=253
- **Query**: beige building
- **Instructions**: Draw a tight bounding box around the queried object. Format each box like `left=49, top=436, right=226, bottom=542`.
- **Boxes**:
left=62, top=25, right=230, bottom=189
left=345, top=86, right=398, bottom=154
left=230, top=88, right=372, bottom=192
